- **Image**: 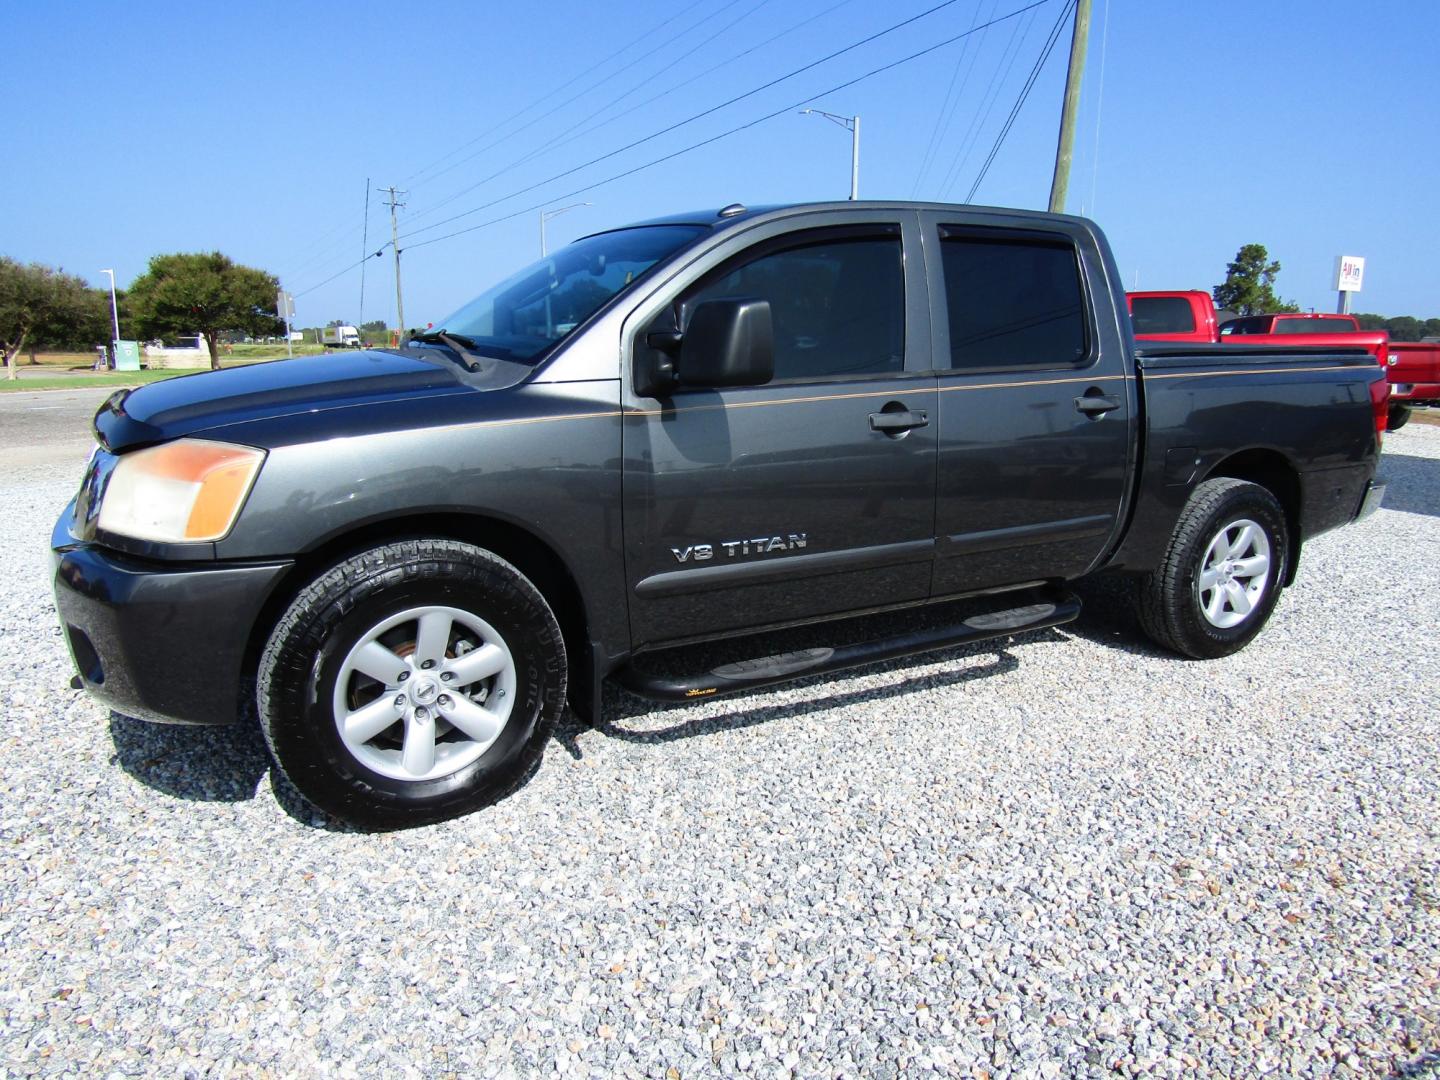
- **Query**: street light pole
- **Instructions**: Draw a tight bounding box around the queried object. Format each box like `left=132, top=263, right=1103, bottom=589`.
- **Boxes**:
left=100, top=269, right=121, bottom=344
left=540, top=202, right=592, bottom=256
left=800, top=109, right=860, bottom=200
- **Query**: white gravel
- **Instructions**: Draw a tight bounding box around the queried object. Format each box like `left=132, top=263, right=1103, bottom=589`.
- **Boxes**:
left=1, top=422, right=1438, bottom=1078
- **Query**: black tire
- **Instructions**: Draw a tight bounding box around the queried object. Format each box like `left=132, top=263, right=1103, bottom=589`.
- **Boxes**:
left=1134, top=478, right=1290, bottom=660
left=1388, top=404, right=1412, bottom=432
left=258, top=539, right=566, bottom=829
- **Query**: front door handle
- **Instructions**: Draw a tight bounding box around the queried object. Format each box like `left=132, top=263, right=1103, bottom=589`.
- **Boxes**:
left=869, top=409, right=929, bottom=434
left=1074, top=393, right=1121, bottom=417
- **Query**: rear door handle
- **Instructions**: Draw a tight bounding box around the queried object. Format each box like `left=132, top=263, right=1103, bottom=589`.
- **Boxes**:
left=869, top=409, right=929, bottom=434
left=1074, top=393, right=1121, bottom=417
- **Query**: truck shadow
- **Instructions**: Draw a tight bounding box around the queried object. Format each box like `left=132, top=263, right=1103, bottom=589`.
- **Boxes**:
left=109, top=712, right=269, bottom=803
left=585, top=640, right=1036, bottom=750
left=1376, top=452, right=1440, bottom=518
left=108, top=713, right=360, bottom=831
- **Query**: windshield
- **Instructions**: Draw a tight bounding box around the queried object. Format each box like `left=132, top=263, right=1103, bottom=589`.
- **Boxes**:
left=428, top=224, right=706, bottom=363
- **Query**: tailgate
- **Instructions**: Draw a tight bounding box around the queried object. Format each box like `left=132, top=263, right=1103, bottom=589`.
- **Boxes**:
left=1387, top=342, right=1440, bottom=401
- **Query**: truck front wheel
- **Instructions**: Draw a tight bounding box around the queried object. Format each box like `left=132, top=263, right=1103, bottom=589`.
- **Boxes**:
left=1135, top=478, right=1290, bottom=660
left=257, top=539, right=567, bottom=829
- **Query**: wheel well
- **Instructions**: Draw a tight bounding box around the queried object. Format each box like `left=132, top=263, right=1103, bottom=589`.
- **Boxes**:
left=240, top=513, right=592, bottom=715
left=1203, top=449, right=1303, bottom=585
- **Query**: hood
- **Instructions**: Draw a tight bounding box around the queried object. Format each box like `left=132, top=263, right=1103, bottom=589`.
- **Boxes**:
left=94, top=349, right=487, bottom=453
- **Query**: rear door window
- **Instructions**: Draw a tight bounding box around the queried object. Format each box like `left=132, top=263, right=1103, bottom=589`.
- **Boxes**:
left=938, top=231, right=1089, bottom=370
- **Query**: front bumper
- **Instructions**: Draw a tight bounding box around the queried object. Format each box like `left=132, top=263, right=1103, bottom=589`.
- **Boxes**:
left=1355, top=479, right=1386, bottom=522
left=51, top=504, right=292, bottom=725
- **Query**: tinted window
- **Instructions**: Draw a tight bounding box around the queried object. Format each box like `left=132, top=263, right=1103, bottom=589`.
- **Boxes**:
left=940, top=236, right=1087, bottom=369
left=684, top=234, right=904, bottom=381
left=436, top=225, right=705, bottom=362
left=1130, top=296, right=1196, bottom=335
left=1221, top=318, right=1266, bottom=335
left=1273, top=316, right=1359, bottom=334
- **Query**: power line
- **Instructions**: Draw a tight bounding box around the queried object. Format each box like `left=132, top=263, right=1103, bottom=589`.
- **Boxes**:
left=293, top=250, right=385, bottom=300
left=403, top=0, right=777, bottom=229
left=398, top=0, right=981, bottom=244
left=933, top=5, right=1036, bottom=199
left=406, top=0, right=749, bottom=196
left=1087, top=0, right=1110, bottom=214
left=965, top=0, right=1073, bottom=202
left=286, top=1, right=720, bottom=296
left=910, top=0, right=991, bottom=197
left=531, top=0, right=862, bottom=171
left=404, top=0, right=1047, bottom=253
left=401, top=0, right=713, bottom=189
left=298, top=0, right=1046, bottom=299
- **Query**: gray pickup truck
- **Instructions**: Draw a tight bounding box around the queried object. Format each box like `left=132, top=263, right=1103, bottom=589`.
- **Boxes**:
left=52, top=201, right=1387, bottom=827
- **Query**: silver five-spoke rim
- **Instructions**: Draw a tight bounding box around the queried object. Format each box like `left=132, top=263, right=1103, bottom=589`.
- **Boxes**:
left=1196, top=518, right=1272, bottom=629
left=332, top=605, right=517, bottom=782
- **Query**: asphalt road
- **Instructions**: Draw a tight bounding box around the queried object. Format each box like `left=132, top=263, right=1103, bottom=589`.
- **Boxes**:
left=1, top=387, right=113, bottom=466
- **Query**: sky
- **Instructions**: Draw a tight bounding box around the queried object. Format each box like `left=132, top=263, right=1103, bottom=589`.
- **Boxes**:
left=4, top=0, right=1438, bottom=332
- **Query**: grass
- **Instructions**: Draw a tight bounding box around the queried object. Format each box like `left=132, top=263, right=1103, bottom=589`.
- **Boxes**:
left=225, top=343, right=327, bottom=359
left=0, top=345, right=328, bottom=392
left=0, top=370, right=189, bottom=392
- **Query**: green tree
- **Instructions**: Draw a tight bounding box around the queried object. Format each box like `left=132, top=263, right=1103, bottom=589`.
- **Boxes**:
left=0, top=258, right=101, bottom=380
left=35, top=286, right=112, bottom=353
left=127, top=252, right=283, bottom=370
left=359, top=319, right=387, bottom=335
left=1355, top=314, right=1435, bottom=343
left=1213, top=244, right=1300, bottom=317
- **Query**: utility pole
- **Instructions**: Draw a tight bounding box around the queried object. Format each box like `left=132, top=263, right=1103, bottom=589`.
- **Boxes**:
left=1047, top=0, right=1092, bottom=214
left=381, top=185, right=407, bottom=342
left=359, top=177, right=371, bottom=330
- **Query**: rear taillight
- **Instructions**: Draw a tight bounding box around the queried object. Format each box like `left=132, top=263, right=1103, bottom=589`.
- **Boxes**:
left=1368, top=374, right=1389, bottom=443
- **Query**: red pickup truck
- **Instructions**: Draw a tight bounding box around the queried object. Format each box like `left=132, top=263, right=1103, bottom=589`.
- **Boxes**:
left=1385, top=341, right=1440, bottom=429
left=1127, top=291, right=1420, bottom=429
left=1220, top=312, right=1364, bottom=336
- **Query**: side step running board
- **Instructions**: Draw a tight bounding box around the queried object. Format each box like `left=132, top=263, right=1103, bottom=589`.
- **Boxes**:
left=616, top=588, right=1081, bottom=703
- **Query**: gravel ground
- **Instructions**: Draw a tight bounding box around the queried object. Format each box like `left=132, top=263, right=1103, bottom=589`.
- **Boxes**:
left=1, top=422, right=1437, bottom=1078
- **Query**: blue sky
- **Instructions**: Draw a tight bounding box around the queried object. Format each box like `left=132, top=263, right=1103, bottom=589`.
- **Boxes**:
left=5, top=1, right=1437, bottom=330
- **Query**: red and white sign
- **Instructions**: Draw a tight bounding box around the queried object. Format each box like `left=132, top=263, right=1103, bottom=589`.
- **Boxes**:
left=1334, top=256, right=1365, bottom=293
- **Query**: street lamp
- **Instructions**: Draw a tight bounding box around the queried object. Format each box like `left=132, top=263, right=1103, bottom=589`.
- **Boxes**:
left=800, top=109, right=860, bottom=200
left=540, top=202, right=592, bottom=256
left=100, top=268, right=121, bottom=344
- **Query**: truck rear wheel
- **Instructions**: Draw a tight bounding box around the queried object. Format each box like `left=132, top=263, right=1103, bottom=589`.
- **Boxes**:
left=257, top=539, right=566, bottom=829
left=1135, top=478, right=1290, bottom=659
left=1388, top=404, right=1412, bottom=431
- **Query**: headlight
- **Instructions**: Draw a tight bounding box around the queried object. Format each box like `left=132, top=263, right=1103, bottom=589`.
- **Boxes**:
left=97, top=439, right=265, bottom=543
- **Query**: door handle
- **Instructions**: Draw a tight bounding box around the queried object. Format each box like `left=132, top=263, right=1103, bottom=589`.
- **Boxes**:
left=1074, top=393, right=1121, bottom=417
left=869, top=409, right=929, bottom=434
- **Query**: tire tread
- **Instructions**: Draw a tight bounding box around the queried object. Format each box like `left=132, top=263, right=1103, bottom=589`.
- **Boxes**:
left=1134, top=478, right=1286, bottom=659
left=257, top=539, right=566, bottom=828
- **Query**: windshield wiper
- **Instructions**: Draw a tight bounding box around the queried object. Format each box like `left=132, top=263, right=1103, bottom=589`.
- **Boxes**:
left=407, top=329, right=484, bottom=371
